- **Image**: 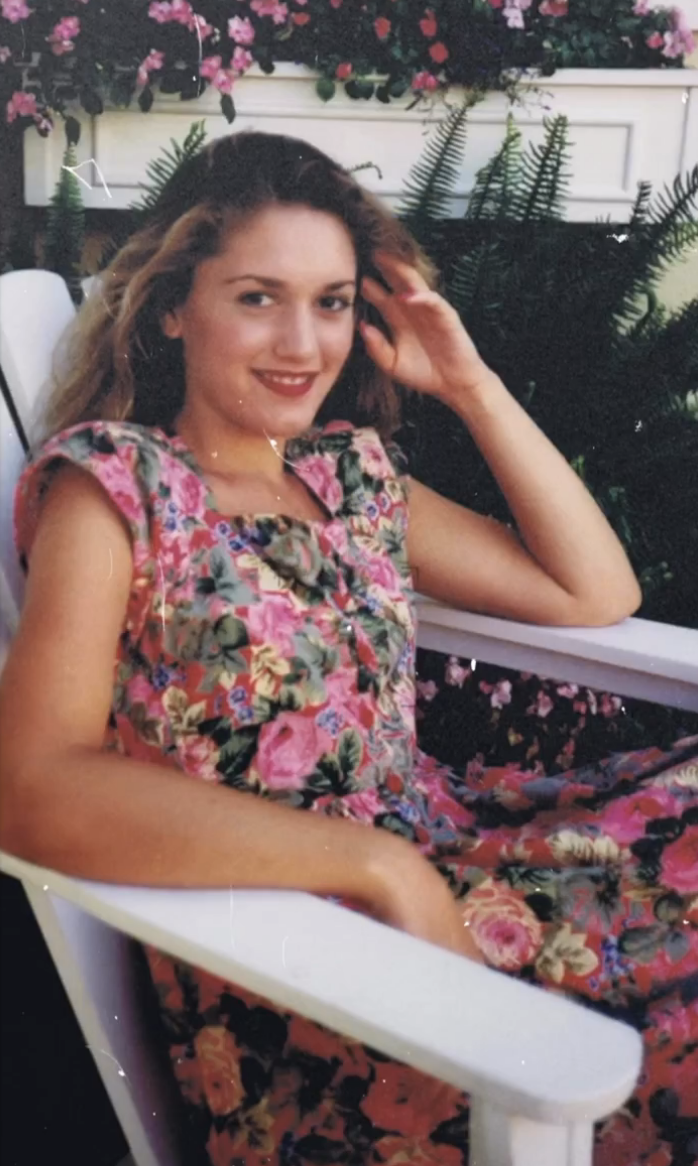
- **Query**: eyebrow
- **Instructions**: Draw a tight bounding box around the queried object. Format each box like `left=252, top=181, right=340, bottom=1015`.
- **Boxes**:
left=222, top=275, right=357, bottom=290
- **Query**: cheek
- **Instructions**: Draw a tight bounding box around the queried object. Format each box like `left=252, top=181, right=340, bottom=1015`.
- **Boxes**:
left=326, top=318, right=357, bottom=366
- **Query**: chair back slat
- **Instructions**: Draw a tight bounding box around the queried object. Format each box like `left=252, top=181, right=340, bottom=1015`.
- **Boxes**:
left=0, top=269, right=76, bottom=442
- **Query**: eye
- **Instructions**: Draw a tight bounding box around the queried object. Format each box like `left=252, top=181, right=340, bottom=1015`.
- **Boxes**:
left=239, top=291, right=274, bottom=307
left=319, top=295, right=354, bottom=313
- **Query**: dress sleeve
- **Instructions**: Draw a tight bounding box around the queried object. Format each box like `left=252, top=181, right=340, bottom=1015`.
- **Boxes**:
left=14, top=421, right=156, bottom=584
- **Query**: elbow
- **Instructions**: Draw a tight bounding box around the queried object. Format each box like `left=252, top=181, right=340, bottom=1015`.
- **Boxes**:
left=569, top=578, right=643, bottom=628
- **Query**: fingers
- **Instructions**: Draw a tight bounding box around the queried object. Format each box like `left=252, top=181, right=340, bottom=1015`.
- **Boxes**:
left=373, top=250, right=431, bottom=297
left=359, top=321, right=396, bottom=375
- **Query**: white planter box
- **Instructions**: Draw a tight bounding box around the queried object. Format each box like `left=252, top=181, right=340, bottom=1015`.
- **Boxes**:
left=23, top=66, right=698, bottom=222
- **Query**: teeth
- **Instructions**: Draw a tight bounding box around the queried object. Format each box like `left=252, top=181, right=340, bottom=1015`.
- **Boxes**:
left=260, top=374, right=311, bottom=385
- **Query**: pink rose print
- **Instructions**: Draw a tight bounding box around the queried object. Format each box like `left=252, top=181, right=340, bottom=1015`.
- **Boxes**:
left=462, top=880, right=543, bottom=970
left=256, top=713, right=331, bottom=790
left=660, top=826, right=698, bottom=895
left=603, top=789, right=681, bottom=845
left=245, top=593, right=301, bottom=656
left=298, top=455, right=342, bottom=513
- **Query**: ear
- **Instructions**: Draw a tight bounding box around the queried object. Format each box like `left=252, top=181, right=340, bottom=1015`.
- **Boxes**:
left=161, top=309, right=183, bottom=340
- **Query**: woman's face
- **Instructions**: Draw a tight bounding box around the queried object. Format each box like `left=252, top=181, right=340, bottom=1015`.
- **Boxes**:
left=163, top=203, right=359, bottom=438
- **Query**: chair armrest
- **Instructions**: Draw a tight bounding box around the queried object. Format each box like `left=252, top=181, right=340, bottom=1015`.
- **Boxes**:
left=0, top=849, right=642, bottom=1126
left=415, top=600, right=698, bottom=711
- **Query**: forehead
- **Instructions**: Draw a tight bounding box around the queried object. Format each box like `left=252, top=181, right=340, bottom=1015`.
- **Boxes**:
left=213, top=203, right=357, bottom=280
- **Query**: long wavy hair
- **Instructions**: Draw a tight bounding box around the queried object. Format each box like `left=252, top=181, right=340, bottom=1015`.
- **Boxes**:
left=43, top=130, right=437, bottom=442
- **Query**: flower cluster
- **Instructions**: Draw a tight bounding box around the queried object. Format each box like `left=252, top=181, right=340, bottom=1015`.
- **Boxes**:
left=416, top=650, right=698, bottom=774
left=1, top=0, right=694, bottom=132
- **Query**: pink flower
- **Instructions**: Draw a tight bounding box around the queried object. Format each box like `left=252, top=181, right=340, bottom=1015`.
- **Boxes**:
left=462, top=880, right=543, bottom=970
left=336, top=61, right=353, bottom=79
left=297, top=455, right=343, bottom=513
left=419, top=8, right=437, bottom=37
left=228, top=16, right=255, bottom=44
left=646, top=30, right=665, bottom=47
left=374, top=16, right=391, bottom=39
left=330, top=0, right=342, bottom=6
left=0, top=45, right=11, bottom=62
left=199, top=54, right=222, bottom=79
left=190, top=13, right=214, bottom=39
left=1, top=0, right=32, bottom=22
left=429, top=41, right=448, bottom=63
left=603, top=789, right=681, bottom=846
left=490, top=679, right=512, bottom=709
left=528, top=690, right=554, bottom=718
left=256, top=713, right=331, bottom=790
left=633, top=0, right=651, bottom=12
left=169, top=469, right=209, bottom=519
left=137, top=49, right=165, bottom=87
left=600, top=693, right=622, bottom=718
left=445, top=656, right=470, bottom=687
left=251, top=0, right=288, bottom=22
left=6, top=89, right=38, bottom=123
left=660, top=826, right=698, bottom=895
left=47, top=15, right=80, bottom=56
left=292, top=10, right=310, bottom=22
left=412, top=70, right=439, bottom=91
left=246, top=592, right=300, bottom=655
left=539, top=0, right=567, bottom=14
left=232, top=45, right=253, bottom=71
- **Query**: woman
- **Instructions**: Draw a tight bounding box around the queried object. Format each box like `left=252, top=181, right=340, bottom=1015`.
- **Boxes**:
left=1, top=131, right=696, bottom=1166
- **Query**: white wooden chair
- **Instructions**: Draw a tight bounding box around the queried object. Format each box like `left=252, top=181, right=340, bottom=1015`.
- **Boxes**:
left=1, top=269, right=697, bottom=1166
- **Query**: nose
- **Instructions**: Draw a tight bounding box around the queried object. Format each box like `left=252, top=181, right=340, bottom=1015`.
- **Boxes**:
left=273, top=304, right=320, bottom=365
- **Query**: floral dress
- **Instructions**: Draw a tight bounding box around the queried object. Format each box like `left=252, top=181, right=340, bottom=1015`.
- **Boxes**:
left=15, top=419, right=698, bottom=1166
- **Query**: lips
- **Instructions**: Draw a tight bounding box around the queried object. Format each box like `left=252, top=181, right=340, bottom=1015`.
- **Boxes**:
left=253, top=371, right=318, bottom=398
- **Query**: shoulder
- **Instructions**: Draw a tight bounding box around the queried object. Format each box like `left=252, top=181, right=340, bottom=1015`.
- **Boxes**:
left=14, top=421, right=172, bottom=568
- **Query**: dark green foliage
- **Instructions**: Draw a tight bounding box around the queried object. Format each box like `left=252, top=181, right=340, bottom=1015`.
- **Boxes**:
left=130, top=120, right=208, bottom=220
left=396, top=106, right=698, bottom=628
left=43, top=141, right=85, bottom=305
left=397, top=99, right=473, bottom=243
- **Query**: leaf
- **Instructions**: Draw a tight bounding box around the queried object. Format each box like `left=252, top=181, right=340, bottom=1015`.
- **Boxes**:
left=80, top=86, right=104, bottom=116
left=220, top=93, right=236, bottom=124
left=218, top=727, right=260, bottom=782
left=64, top=115, right=81, bottom=146
left=397, top=100, right=472, bottom=235
left=618, top=925, right=665, bottom=964
left=337, top=729, right=363, bottom=778
left=138, top=85, right=154, bottom=113
left=665, top=928, right=691, bottom=964
left=316, top=78, right=336, bottom=103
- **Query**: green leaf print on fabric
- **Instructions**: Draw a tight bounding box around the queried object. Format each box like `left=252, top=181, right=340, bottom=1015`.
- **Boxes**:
left=338, top=729, right=363, bottom=779
left=197, top=548, right=256, bottom=606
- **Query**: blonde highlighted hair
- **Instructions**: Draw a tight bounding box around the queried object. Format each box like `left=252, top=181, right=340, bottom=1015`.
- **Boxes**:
left=44, top=130, right=437, bottom=441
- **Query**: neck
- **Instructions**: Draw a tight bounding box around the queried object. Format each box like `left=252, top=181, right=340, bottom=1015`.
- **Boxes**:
left=175, top=405, right=288, bottom=481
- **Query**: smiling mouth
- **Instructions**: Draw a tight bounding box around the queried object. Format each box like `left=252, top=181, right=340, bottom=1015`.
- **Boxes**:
left=253, top=371, right=318, bottom=398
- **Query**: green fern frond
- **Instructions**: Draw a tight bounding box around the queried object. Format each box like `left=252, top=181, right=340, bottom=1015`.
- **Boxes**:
left=397, top=101, right=472, bottom=236
left=130, top=120, right=208, bottom=217
left=629, top=180, right=653, bottom=227
left=44, top=141, right=85, bottom=305
left=465, top=116, right=522, bottom=222
left=511, top=116, right=571, bottom=223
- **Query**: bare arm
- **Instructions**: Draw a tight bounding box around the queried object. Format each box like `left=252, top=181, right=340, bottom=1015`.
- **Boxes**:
left=0, top=467, right=480, bottom=958
left=407, top=373, right=642, bottom=627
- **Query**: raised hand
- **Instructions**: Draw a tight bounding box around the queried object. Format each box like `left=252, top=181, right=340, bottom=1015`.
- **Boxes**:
left=359, top=252, right=492, bottom=406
